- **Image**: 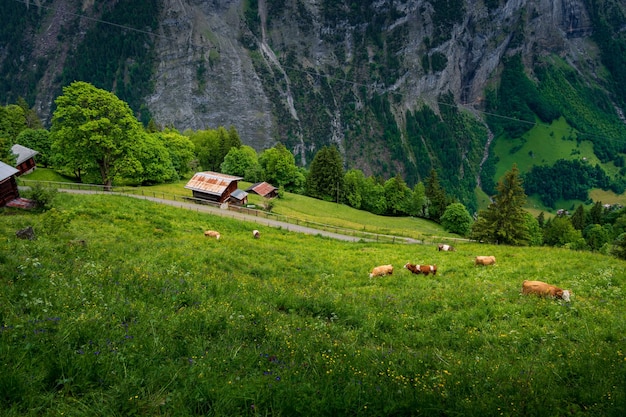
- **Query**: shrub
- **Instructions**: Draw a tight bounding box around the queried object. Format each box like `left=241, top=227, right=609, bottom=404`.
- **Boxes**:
left=25, top=183, right=57, bottom=211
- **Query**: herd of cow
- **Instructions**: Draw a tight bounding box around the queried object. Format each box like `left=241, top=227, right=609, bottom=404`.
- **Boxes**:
left=369, top=243, right=571, bottom=303
left=204, top=229, right=571, bottom=303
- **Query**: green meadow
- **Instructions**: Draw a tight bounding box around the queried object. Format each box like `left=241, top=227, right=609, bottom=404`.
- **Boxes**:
left=493, top=117, right=601, bottom=182
left=1, top=193, right=625, bottom=416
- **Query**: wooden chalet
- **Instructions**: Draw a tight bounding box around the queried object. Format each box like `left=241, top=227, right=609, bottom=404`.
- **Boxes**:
left=0, top=161, right=20, bottom=207
left=184, top=171, right=243, bottom=204
left=11, top=144, right=39, bottom=176
left=246, top=181, right=278, bottom=199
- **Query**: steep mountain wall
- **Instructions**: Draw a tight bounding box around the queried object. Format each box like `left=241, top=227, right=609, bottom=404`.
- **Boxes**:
left=3, top=0, right=624, bottom=207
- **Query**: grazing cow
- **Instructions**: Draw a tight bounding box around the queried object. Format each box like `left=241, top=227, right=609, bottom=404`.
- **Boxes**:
left=522, top=280, right=571, bottom=302
left=204, top=230, right=221, bottom=240
left=252, top=229, right=260, bottom=239
left=369, top=264, right=394, bottom=278
left=475, top=255, right=496, bottom=265
left=438, top=244, right=455, bottom=252
left=404, top=263, right=437, bottom=276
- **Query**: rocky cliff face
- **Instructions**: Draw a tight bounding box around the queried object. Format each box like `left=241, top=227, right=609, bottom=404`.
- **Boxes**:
left=143, top=0, right=598, bottom=159
left=6, top=0, right=619, bottom=183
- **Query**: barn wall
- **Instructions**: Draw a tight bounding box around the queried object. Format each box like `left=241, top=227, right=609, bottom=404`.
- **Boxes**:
left=16, top=158, right=36, bottom=176
left=192, top=190, right=220, bottom=203
left=0, top=177, right=19, bottom=206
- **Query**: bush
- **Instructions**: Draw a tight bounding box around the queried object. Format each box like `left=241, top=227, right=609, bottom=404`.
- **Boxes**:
left=25, top=183, right=57, bottom=211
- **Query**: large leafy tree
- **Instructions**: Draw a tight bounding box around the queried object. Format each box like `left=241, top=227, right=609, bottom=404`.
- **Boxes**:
left=0, top=104, right=27, bottom=144
left=543, top=216, right=584, bottom=247
left=306, top=145, right=344, bottom=202
left=0, top=136, right=13, bottom=165
left=343, top=169, right=366, bottom=209
left=131, top=132, right=177, bottom=185
left=524, top=212, right=544, bottom=246
left=470, top=164, right=530, bottom=245
left=440, top=202, right=473, bottom=236
left=186, top=126, right=241, bottom=172
left=383, top=174, right=412, bottom=216
left=221, top=145, right=261, bottom=182
left=259, top=143, right=304, bottom=192
left=361, top=176, right=387, bottom=215
left=50, top=81, right=145, bottom=188
left=16, top=128, right=52, bottom=167
left=153, top=128, right=195, bottom=178
left=410, top=181, right=427, bottom=217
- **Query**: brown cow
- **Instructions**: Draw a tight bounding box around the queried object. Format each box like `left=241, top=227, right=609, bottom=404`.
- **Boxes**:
left=522, top=280, right=571, bottom=302
left=437, top=244, right=455, bottom=252
left=204, top=230, right=221, bottom=239
left=369, top=264, right=394, bottom=278
left=475, top=256, right=496, bottom=265
left=404, top=263, right=437, bottom=276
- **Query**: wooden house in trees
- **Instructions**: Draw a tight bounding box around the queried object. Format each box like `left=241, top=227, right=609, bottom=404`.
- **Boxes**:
left=0, top=161, right=20, bottom=207
left=11, top=144, right=39, bottom=176
left=246, top=181, right=278, bottom=199
left=185, top=171, right=243, bottom=204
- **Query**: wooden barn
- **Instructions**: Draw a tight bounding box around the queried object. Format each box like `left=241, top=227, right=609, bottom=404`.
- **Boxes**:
left=185, top=171, right=243, bottom=204
left=246, top=181, right=278, bottom=199
left=0, top=161, right=20, bottom=207
left=11, top=144, right=39, bottom=176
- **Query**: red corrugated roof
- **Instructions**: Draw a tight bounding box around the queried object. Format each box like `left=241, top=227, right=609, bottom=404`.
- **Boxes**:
left=185, top=171, right=243, bottom=195
left=249, top=182, right=277, bottom=197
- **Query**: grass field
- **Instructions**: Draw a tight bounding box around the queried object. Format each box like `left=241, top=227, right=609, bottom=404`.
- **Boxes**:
left=493, top=117, right=601, bottom=181
left=1, top=193, right=624, bottom=416
left=18, top=173, right=459, bottom=241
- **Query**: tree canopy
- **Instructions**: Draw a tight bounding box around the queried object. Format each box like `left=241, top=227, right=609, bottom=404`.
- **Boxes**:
left=259, top=143, right=304, bottom=192
left=440, top=202, right=473, bottom=236
left=221, top=145, right=261, bottom=182
left=50, top=81, right=146, bottom=187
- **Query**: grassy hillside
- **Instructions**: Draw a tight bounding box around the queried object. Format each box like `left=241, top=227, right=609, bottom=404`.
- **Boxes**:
left=266, top=192, right=458, bottom=240
left=493, top=117, right=600, bottom=181
left=20, top=172, right=458, bottom=241
left=1, top=193, right=624, bottom=416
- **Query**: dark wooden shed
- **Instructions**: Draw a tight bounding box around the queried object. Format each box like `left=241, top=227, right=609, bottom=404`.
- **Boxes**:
left=0, top=161, right=20, bottom=207
left=11, top=144, right=39, bottom=176
left=246, top=181, right=278, bottom=199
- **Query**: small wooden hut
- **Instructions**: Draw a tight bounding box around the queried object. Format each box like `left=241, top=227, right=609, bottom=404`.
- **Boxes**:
left=11, top=144, right=39, bottom=176
left=246, top=181, right=278, bottom=199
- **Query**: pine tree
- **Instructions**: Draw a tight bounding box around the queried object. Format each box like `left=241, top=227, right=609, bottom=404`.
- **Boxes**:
left=425, top=169, right=447, bottom=221
left=571, top=204, right=586, bottom=230
left=536, top=211, right=545, bottom=228
left=589, top=201, right=604, bottom=224
left=470, top=164, right=530, bottom=245
left=306, top=145, right=344, bottom=202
